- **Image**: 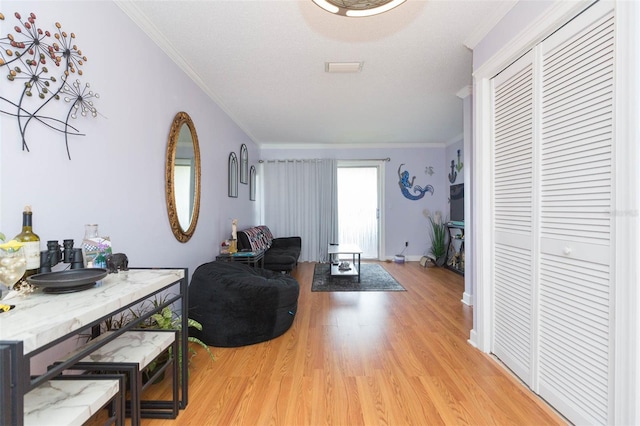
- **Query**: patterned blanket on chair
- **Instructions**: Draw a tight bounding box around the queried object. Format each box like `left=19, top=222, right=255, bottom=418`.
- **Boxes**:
left=240, top=225, right=274, bottom=252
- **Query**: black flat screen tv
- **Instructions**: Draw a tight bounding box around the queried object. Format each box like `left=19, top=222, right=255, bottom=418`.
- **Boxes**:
left=450, top=183, right=464, bottom=223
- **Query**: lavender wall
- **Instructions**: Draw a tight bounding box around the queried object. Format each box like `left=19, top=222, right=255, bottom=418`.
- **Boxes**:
left=0, top=1, right=258, bottom=278
left=473, top=0, right=554, bottom=71
left=260, top=146, right=449, bottom=260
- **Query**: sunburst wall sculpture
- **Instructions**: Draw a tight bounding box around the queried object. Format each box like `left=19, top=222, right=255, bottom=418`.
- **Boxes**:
left=0, top=11, right=100, bottom=159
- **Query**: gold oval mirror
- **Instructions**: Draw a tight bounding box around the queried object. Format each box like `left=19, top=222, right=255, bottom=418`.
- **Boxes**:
left=165, top=111, right=201, bottom=242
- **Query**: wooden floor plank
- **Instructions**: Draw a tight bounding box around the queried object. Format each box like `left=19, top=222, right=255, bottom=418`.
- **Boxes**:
left=138, top=261, right=564, bottom=425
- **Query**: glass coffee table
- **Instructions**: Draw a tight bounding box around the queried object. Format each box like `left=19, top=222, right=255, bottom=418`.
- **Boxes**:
left=327, top=243, right=362, bottom=282
left=215, top=249, right=265, bottom=268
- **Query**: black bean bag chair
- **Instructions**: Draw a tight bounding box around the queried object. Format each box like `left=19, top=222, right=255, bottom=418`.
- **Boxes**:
left=188, top=261, right=299, bottom=347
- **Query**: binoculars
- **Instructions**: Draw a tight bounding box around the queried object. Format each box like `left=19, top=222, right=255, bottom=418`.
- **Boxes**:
left=40, top=239, right=84, bottom=272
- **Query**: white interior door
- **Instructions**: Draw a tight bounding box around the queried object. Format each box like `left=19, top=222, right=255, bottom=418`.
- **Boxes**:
left=491, top=51, right=536, bottom=387
left=489, top=3, right=616, bottom=424
left=537, top=6, right=615, bottom=424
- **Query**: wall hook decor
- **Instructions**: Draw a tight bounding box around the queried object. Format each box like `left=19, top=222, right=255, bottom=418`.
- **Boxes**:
left=456, top=149, right=463, bottom=172
left=398, top=163, right=434, bottom=200
left=448, top=160, right=457, bottom=183
left=0, top=11, right=100, bottom=159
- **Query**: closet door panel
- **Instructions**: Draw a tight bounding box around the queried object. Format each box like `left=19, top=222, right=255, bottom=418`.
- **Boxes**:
left=491, top=53, right=535, bottom=386
left=538, top=7, right=614, bottom=425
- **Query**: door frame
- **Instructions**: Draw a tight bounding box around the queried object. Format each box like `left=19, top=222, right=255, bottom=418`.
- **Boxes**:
left=337, top=160, right=385, bottom=260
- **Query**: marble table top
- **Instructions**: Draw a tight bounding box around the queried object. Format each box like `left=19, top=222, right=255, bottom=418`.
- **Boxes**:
left=64, top=330, right=176, bottom=369
left=0, top=268, right=184, bottom=355
left=24, top=378, right=120, bottom=426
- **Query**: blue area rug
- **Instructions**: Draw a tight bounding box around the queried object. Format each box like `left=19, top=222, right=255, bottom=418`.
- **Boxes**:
left=312, top=263, right=406, bottom=292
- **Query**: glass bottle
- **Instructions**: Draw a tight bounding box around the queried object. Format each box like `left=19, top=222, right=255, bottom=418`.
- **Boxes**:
left=93, top=251, right=107, bottom=269
left=84, top=224, right=99, bottom=240
left=0, top=242, right=27, bottom=292
left=82, top=224, right=111, bottom=268
left=14, top=205, right=40, bottom=278
left=82, top=224, right=100, bottom=267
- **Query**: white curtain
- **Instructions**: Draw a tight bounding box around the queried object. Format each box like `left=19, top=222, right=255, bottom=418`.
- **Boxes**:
left=262, top=159, right=338, bottom=262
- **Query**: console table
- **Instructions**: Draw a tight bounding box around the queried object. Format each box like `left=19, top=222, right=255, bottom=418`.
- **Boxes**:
left=0, top=268, right=189, bottom=426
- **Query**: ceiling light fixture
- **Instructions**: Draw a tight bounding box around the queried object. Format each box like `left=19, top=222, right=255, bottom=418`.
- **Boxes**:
left=311, top=0, right=407, bottom=17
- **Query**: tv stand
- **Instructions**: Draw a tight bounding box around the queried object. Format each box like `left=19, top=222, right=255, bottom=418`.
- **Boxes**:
left=445, top=223, right=464, bottom=275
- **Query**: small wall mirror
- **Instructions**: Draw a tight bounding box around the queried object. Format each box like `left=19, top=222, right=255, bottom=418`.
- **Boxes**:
left=229, top=152, right=238, bottom=198
left=240, top=144, right=249, bottom=184
left=249, top=165, right=256, bottom=201
left=166, top=111, right=201, bottom=242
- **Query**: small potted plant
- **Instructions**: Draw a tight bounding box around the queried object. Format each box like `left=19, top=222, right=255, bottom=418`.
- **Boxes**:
left=146, top=304, right=215, bottom=377
left=98, top=294, right=214, bottom=382
left=425, top=210, right=447, bottom=266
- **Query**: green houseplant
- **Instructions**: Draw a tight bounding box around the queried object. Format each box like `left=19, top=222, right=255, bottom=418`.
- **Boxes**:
left=99, top=294, right=214, bottom=379
left=146, top=305, right=215, bottom=375
left=426, top=210, right=447, bottom=266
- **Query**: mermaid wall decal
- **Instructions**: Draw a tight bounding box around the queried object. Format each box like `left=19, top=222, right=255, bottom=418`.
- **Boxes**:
left=398, top=163, right=434, bottom=200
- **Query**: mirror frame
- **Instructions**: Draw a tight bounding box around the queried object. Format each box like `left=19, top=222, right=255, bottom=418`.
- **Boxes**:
left=165, top=111, right=201, bottom=242
left=228, top=152, right=238, bottom=198
left=249, top=165, right=256, bottom=201
left=240, top=144, right=249, bottom=184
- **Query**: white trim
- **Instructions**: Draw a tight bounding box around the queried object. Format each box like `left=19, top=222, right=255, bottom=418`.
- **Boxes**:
left=260, top=141, right=448, bottom=150
left=456, top=86, right=472, bottom=99
left=467, top=329, right=478, bottom=348
left=613, top=1, right=640, bottom=424
left=461, top=292, right=473, bottom=306
left=444, top=133, right=464, bottom=147
left=337, top=160, right=386, bottom=261
left=473, top=1, right=595, bottom=79
left=461, top=94, right=473, bottom=309
left=471, top=75, right=494, bottom=353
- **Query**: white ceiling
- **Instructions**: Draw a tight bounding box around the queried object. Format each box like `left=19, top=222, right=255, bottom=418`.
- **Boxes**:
left=117, top=0, right=515, bottom=148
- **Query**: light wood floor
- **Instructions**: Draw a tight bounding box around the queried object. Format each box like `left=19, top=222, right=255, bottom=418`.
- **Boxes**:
left=143, top=261, right=564, bottom=425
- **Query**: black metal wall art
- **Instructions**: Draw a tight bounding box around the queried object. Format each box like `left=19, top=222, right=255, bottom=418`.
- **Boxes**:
left=0, top=11, right=100, bottom=159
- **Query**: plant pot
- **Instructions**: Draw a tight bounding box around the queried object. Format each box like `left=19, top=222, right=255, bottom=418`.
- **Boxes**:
left=143, top=369, right=166, bottom=385
left=142, top=352, right=170, bottom=385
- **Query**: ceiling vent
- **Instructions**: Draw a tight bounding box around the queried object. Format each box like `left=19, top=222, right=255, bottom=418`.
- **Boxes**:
left=325, top=62, right=363, bottom=73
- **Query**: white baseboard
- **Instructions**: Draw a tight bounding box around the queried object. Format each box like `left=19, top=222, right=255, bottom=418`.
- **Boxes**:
left=461, top=292, right=473, bottom=306
left=468, top=329, right=477, bottom=348
left=383, top=255, right=421, bottom=262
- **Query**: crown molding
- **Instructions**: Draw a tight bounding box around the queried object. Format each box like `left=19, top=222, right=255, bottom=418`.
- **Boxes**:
left=114, top=1, right=259, bottom=145
left=445, top=133, right=464, bottom=147
left=463, top=0, right=518, bottom=49
left=259, top=141, right=447, bottom=150
left=473, top=0, right=594, bottom=79
left=456, top=86, right=472, bottom=99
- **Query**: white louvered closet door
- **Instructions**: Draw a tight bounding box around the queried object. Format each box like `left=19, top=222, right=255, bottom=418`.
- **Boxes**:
left=537, top=6, right=615, bottom=425
left=489, top=2, right=615, bottom=425
left=491, top=52, right=535, bottom=387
